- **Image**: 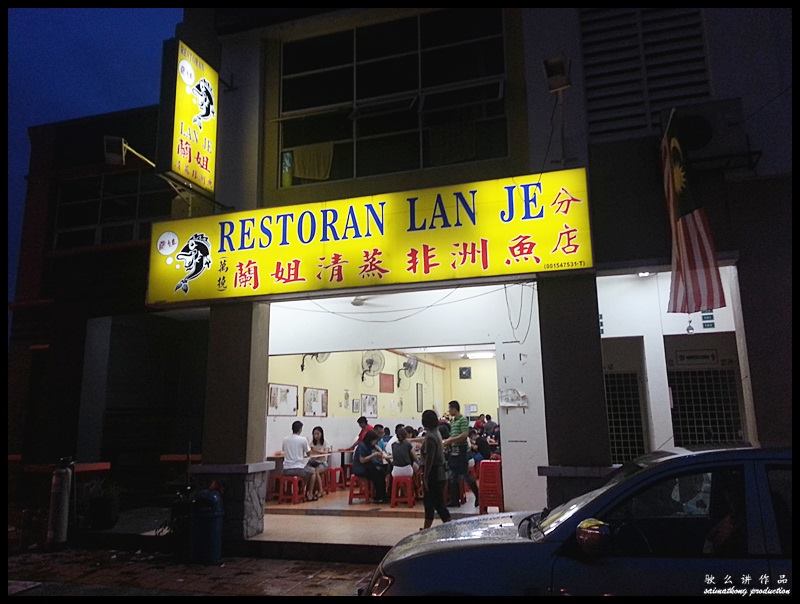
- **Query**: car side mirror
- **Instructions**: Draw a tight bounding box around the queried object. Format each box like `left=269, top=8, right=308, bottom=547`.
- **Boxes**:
left=576, top=518, right=611, bottom=556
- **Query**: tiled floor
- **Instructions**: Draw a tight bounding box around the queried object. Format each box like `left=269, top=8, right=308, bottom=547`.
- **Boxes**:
left=265, top=486, right=481, bottom=518
left=254, top=514, right=431, bottom=546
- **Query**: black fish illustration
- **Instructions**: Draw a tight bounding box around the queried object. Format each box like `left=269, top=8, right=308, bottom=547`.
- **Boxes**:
left=175, top=233, right=212, bottom=294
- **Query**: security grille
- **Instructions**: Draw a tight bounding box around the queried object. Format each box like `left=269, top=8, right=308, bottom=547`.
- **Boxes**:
left=669, top=369, right=744, bottom=446
left=604, top=372, right=647, bottom=464
left=580, top=8, right=711, bottom=141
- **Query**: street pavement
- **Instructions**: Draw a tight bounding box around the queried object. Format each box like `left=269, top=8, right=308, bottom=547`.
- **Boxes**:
left=8, top=547, right=376, bottom=597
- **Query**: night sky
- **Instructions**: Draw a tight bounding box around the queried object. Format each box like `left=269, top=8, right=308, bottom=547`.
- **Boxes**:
left=7, top=8, right=183, bottom=307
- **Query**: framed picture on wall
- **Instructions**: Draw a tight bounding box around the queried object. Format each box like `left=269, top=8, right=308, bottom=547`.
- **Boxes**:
left=362, top=393, right=378, bottom=418
left=351, top=393, right=360, bottom=414
left=379, top=372, right=394, bottom=393
left=416, top=383, right=423, bottom=412
left=267, top=383, right=298, bottom=416
left=303, top=387, right=328, bottom=417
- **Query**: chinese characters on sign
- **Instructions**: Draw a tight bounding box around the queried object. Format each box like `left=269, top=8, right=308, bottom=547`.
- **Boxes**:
left=147, top=169, right=593, bottom=305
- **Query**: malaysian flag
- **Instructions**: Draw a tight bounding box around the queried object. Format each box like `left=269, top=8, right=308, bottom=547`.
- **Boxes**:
left=661, top=108, right=726, bottom=313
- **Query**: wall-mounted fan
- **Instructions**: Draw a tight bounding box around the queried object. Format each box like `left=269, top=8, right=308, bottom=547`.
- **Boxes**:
left=397, top=356, right=419, bottom=386
left=300, top=352, right=330, bottom=372
left=361, top=350, right=385, bottom=381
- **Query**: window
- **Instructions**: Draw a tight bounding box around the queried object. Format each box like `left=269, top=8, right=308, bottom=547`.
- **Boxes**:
left=766, top=466, right=792, bottom=556
left=603, top=467, right=746, bottom=557
left=668, top=369, right=744, bottom=446
left=279, top=9, right=507, bottom=187
left=55, top=169, right=173, bottom=250
left=604, top=372, right=647, bottom=464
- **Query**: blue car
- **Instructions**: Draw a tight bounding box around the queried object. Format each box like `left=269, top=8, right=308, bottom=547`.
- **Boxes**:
left=364, top=447, right=792, bottom=596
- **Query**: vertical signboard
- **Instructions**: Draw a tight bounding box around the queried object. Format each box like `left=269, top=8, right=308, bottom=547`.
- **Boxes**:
left=157, top=39, right=218, bottom=198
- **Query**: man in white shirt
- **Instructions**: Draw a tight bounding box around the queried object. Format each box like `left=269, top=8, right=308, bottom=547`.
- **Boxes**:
left=281, top=420, right=319, bottom=501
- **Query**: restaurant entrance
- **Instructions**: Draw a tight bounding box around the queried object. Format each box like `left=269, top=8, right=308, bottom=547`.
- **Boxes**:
left=255, top=282, right=549, bottom=546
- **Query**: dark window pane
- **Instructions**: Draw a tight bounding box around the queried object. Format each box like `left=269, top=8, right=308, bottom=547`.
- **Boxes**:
left=101, top=196, right=137, bottom=223
left=423, top=118, right=478, bottom=167
left=101, top=224, right=134, bottom=244
left=357, top=17, right=418, bottom=61
left=357, top=55, right=418, bottom=99
left=57, top=201, right=99, bottom=228
left=56, top=229, right=96, bottom=249
left=423, top=82, right=502, bottom=112
left=60, top=177, right=101, bottom=203
left=282, top=112, right=352, bottom=148
left=140, top=171, right=170, bottom=192
left=421, top=9, right=502, bottom=49
left=284, top=142, right=353, bottom=186
left=139, top=191, right=173, bottom=218
left=282, top=67, right=353, bottom=111
left=357, top=132, right=419, bottom=176
left=138, top=221, right=152, bottom=240
left=423, top=37, right=504, bottom=88
left=283, top=30, right=352, bottom=75
left=103, top=171, right=139, bottom=196
left=358, top=108, right=418, bottom=138
left=475, top=117, right=507, bottom=160
left=767, top=466, right=792, bottom=555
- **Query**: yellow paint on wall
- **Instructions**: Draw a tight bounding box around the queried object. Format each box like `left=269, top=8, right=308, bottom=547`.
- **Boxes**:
left=447, top=358, right=500, bottom=417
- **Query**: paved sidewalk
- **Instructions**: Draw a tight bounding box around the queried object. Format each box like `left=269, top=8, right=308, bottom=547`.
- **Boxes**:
left=8, top=548, right=376, bottom=597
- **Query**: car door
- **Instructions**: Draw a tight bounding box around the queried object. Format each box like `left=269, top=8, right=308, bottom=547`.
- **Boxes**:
left=551, top=462, right=771, bottom=596
left=756, top=460, right=792, bottom=595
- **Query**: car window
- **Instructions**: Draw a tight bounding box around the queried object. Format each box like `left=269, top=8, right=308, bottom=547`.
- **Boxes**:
left=602, top=467, right=747, bottom=557
left=766, top=465, right=792, bottom=556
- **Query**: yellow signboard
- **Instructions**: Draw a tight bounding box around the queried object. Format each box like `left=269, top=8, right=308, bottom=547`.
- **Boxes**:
left=168, top=41, right=218, bottom=195
left=147, top=168, right=592, bottom=306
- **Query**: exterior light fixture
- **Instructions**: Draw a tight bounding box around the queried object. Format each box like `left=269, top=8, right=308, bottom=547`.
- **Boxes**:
left=543, top=56, right=571, bottom=94
left=638, top=272, right=651, bottom=277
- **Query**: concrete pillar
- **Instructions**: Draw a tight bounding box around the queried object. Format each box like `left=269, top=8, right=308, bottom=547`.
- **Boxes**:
left=536, top=274, right=612, bottom=507
left=197, top=301, right=271, bottom=540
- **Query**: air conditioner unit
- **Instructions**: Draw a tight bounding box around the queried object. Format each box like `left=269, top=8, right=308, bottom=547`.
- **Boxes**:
left=661, top=99, right=758, bottom=171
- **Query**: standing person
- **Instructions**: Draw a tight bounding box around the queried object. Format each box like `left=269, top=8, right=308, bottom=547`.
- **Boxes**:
left=442, top=400, right=480, bottom=507
left=351, top=416, right=374, bottom=449
left=308, top=426, right=330, bottom=498
left=352, top=430, right=389, bottom=503
left=482, top=414, right=497, bottom=437
left=473, top=413, right=486, bottom=434
left=282, top=420, right=320, bottom=501
left=420, top=409, right=451, bottom=529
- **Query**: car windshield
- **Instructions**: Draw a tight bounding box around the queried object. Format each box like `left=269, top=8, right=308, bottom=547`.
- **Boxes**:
left=532, top=453, right=671, bottom=539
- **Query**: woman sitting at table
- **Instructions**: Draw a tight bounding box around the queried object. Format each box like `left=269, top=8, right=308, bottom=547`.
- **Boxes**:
left=308, top=426, right=330, bottom=498
left=352, top=430, right=389, bottom=503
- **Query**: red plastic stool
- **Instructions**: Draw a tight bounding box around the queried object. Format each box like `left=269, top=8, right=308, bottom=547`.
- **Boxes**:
left=323, top=467, right=338, bottom=493
left=278, top=475, right=306, bottom=504
left=348, top=475, right=373, bottom=504
left=390, top=475, right=416, bottom=508
left=341, top=464, right=353, bottom=488
left=329, top=466, right=345, bottom=491
left=478, top=460, right=504, bottom=514
left=269, top=474, right=282, bottom=500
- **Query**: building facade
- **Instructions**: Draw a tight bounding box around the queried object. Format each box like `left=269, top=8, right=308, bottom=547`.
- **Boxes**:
left=9, top=8, right=791, bottom=539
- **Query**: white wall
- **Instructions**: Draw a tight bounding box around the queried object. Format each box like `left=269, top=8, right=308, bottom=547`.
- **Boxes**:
left=596, top=266, right=745, bottom=450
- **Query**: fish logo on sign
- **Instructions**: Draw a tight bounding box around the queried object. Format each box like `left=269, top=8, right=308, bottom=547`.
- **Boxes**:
left=191, top=78, right=215, bottom=130
left=175, top=233, right=212, bottom=294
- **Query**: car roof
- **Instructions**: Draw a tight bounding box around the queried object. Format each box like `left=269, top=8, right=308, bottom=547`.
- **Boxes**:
left=637, top=446, right=792, bottom=468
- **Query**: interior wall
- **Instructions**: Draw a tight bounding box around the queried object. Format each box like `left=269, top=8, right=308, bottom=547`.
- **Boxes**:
left=266, top=350, right=446, bottom=457
left=445, top=358, right=499, bottom=417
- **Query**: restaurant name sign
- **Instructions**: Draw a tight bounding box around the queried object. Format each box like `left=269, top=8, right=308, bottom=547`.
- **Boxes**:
left=146, top=168, right=592, bottom=305
left=157, top=39, right=218, bottom=197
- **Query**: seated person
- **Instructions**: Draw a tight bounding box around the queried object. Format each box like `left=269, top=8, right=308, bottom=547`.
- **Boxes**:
left=391, top=425, right=418, bottom=479
left=352, top=431, right=388, bottom=503
left=468, top=428, right=492, bottom=466
left=308, top=426, right=330, bottom=498
left=282, top=420, right=319, bottom=501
